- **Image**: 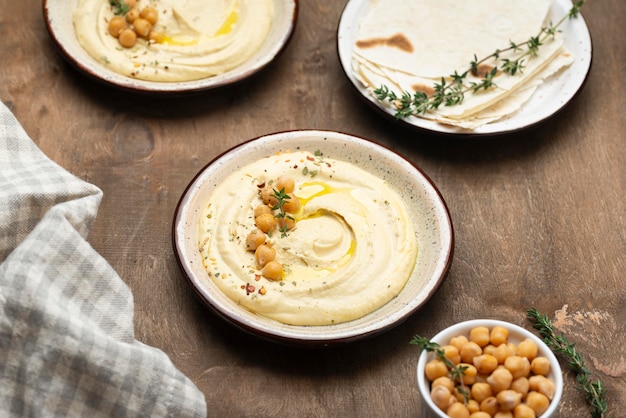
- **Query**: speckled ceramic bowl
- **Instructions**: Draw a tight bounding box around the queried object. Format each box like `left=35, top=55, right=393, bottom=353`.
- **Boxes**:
left=173, top=130, right=453, bottom=346
left=417, top=319, right=563, bottom=417
left=43, top=0, right=297, bottom=94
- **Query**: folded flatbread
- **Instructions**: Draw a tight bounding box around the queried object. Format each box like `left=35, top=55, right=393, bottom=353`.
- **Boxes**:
left=352, top=0, right=574, bottom=129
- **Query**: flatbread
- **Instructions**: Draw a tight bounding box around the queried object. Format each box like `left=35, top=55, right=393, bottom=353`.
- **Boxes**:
left=352, top=0, right=574, bottom=129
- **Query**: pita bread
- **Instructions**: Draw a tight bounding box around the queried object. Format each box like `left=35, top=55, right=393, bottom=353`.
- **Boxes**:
left=352, top=0, right=574, bottom=129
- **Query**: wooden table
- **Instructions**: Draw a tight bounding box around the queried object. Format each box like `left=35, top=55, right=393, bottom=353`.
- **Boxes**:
left=2, top=1, right=624, bottom=416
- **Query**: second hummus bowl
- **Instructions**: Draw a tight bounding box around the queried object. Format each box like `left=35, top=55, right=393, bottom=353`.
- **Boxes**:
left=173, top=130, right=454, bottom=345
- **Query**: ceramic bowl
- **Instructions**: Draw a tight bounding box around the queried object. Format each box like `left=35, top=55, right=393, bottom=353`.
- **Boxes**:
left=43, top=0, right=298, bottom=94
left=172, top=130, right=453, bottom=346
left=416, top=319, right=563, bottom=417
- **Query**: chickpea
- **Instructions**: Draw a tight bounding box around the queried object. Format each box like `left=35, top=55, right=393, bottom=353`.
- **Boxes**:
left=430, top=385, right=454, bottom=411
left=490, top=326, right=510, bottom=346
left=528, top=375, right=556, bottom=400
left=467, top=400, right=480, bottom=414
left=431, top=376, right=455, bottom=393
left=494, top=412, right=514, bottom=418
left=458, top=363, right=477, bottom=386
left=469, top=327, right=490, bottom=347
left=460, top=341, right=482, bottom=363
left=261, top=260, right=283, bottom=281
left=245, top=229, right=266, bottom=251
left=510, top=377, right=529, bottom=398
left=447, top=402, right=470, bottom=418
left=525, top=391, right=550, bottom=415
left=125, top=8, right=140, bottom=23
left=480, top=396, right=499, bottom=416
left=123, top=0, right=136, bottom=8
left=504, top=356, right=531, bottom=379
left=493, top=343, right=511, bottom=364
left=118, top=28, right=137, bottom=48
left=255, top=244, right=276, bottom=267
left=469, top=412, right=491, bottom=418
left=255, top=213, right=276, bottom=233
left=254, top=204, right=273, bottom=218
left=513, top=404, right=536, bottom=418
left=517, top=339, right=539, bottom=361
left=133, top=18, right=152, bottom=38
left=470, top=382, right=493, bottom=403
left=441, top=345, right=461, bottom=365
left=260, top=186, right=279, bottom=206
left=140, top=6, right=159, bottom=24
left=473, top=354, right=499, bottom=375
left=282, top=193, right=301, bottom=213
left=275, top=176, right=295, bottom=193
left=149, top=30, right=164, bottom=44
left=425, top=359, right=448, bottom=381
left=483, top=344, right=497, bottom=356
left=530, top=356, right=551, bottom=376
left=496, top=390, right=522, bottom=412
left=450, top=335, right=469, bottom=351
left=277, top=216, right=296, bottom=231
left=108, top=16, right=127, bottom=37
left=487, top=366, right=513, bottom=393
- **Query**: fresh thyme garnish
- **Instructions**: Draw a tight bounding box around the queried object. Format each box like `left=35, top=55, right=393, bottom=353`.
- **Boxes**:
left=410, top=335, right=470, bottom=403
left=527, top=307, right=610, bottom=418
left=271, top=187, right=294, bottom=238
left=109, top=0, right=130, bottom=16
left=373, top=1, right=586, bottom=119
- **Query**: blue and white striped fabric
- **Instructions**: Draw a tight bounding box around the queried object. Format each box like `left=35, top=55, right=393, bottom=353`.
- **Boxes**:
left=0, top=101, right=206, bottom=417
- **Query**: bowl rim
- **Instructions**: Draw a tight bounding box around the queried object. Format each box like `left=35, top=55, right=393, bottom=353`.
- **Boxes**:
left=172, top=129, right=454, bottom=346
left=416, top=318, right=564, bottom=417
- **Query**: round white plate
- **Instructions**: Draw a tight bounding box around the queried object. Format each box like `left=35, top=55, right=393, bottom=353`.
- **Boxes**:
left=173, top=130, right=454, bottom=346
left=337, top=0, right=593, bottom=136
left=43, top=0, right=298, bottom=94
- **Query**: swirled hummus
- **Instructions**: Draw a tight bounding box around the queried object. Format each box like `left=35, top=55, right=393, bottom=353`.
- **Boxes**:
left=73, top=0, right=273, bottom=82
left=198, top=151, right=418, bottom=326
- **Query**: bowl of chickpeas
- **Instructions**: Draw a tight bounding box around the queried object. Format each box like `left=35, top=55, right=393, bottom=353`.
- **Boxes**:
left=417, top=319, right=563, bottom=418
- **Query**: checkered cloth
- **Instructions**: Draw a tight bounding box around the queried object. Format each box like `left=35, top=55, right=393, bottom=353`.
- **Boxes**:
left=0, top=100, right=207, bottom=417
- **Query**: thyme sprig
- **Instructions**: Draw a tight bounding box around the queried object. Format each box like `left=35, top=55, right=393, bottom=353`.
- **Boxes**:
left=373, top=1, right=586, bottom=119
left=527, top=307, right=610, bottom=418
left=410, top=335, right=470, bottom=403
left=271, top=188, right=294, bottom=238
left=109, top=0, right=130, bottom=16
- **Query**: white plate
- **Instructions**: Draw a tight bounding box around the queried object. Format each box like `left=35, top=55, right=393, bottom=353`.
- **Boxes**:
left=172, top=130, right=454, bottom=346
left=43, top=0, right=298, bottom=94
left=337, top=0, right=592, bottom=136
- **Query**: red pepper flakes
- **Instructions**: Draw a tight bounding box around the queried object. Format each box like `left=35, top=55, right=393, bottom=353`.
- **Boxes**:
left=306, top=156, right=315, bottom=161
left=245, top=283, right=255, bottom=295
left=257, top=182, right=266, bottom=189
left=254, top=274, right=261, bottom=282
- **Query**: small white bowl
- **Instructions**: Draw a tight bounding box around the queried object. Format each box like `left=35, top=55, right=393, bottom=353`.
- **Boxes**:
left=417, top=319, right=563, bottom=417
left=173, top=130, right=453, bottom=346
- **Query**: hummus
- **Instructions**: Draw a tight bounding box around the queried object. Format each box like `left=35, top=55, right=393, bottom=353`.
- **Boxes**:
left=198, top=151, right=418, bottom=326
left=73, top=0, right=273, bottom=82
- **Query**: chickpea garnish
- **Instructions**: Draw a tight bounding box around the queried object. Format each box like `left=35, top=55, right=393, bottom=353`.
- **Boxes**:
left=261, top=261, right=283, bottom=281
left=140, top=7, right=159, bottom=24
left=255, top=244, right=276, bottom=267
left=118, top=28, right=137, bottom=48
left=108, top=16, right=127, bottom=37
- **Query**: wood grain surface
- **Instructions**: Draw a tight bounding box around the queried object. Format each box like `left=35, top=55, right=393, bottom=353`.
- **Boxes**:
left=1, top=1, right=624, bottom=416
